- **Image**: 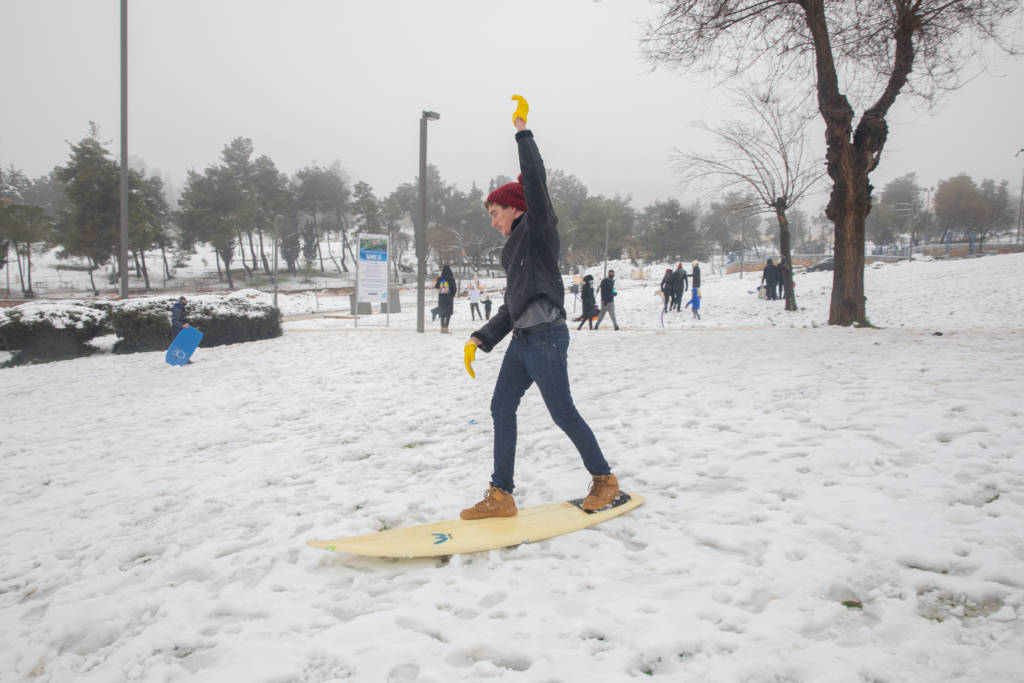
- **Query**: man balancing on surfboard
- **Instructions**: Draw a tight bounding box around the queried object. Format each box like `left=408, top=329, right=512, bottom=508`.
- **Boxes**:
left=461, top=96, right=620, bottom=520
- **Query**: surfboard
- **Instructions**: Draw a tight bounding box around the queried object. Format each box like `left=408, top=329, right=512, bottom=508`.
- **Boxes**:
left=165, top=327, right=203, bottom=366
left=308, top=491, right=645, bottom=558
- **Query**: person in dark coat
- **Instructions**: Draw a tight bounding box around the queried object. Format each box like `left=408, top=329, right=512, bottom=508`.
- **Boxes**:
left=594, top=270, right=619, bottom=330
left=659, top=269, right=673, bottom=312
left=460, top=109, right=618, bottom=519
left=761, top=259, right=779, bottom=300
left=577, top=274, right=598, bottom=330
left=483, top=296, right=493, bottom=320
left=171, top=296, right=190, bottom=336
left=434, top=265, right=456, bottom=333
left=670, top=263, right=688, bottom=311
left=774, top=255, right=782, bottom=299
left=691, top=262, right=702, bottom=291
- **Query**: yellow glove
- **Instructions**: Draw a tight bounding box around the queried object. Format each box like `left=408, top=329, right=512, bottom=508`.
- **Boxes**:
left=511, top=94, right=529, bottom=126
left=464, top=341, right=478, bottom=378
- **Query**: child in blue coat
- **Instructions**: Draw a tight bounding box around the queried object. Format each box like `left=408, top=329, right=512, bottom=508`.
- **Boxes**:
left=685, top=289, right=701, bottom=320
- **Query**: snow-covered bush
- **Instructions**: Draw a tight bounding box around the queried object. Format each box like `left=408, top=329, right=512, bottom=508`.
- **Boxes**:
left=0, top=302, right=110, bottom=363
left=107, top=299, right=180, bottom=353
left=0, top=291, right=281, bottom=365
left=108, top=291, right=281, bottom=351
left=185, top=291, right=282, bottom=347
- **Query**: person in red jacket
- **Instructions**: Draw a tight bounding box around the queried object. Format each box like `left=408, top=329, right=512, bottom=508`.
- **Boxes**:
left=460, top=105, right=619, bottom=519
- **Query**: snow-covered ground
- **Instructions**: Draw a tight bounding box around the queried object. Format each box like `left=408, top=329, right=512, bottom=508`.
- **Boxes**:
left=2, top=254, right=1023, bottom=682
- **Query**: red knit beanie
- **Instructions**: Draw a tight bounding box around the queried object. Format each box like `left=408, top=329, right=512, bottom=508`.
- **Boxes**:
left=486, top=174, right=527, bottom=212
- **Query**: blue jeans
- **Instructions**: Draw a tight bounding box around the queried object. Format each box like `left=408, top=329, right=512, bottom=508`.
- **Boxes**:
left=489, top=324, right=611, bottom=493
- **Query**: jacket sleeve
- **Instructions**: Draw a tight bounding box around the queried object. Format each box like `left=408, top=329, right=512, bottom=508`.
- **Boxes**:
left=472, top=303, right=513, bottom=352
left=516, top=130, right=555, bottom=226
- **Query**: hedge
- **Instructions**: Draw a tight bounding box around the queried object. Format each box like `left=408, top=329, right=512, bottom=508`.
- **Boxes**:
left=1, top=290, right=282, bottom=365
left=0, top=302, right=110, bottom=364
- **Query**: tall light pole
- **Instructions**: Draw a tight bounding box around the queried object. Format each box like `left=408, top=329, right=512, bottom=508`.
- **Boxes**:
left=118, top=0, right=128, bottom=298
left=1015, top=148, right=1024, bottom=246
left=273, top=214, right=282, bottom=309
left=417, top=110, right=440, bottom=333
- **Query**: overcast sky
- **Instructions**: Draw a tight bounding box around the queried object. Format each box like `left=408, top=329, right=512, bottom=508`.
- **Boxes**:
left=3, top=0, right=1023, bottom=211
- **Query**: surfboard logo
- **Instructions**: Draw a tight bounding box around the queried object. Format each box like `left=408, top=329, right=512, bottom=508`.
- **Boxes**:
left=431, top=533, right=453, bottom=545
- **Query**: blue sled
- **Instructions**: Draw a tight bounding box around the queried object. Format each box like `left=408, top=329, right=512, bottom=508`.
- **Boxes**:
left=166, top=327, right=203, bottom=366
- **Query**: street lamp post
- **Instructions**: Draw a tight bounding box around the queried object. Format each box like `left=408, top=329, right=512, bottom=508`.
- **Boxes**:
left=1015, top=148, right=1024, bottom=246
left=119, top=0, right=128, bottom=298
left=417, top=110, right=440, bottom=333
left=273, top=214, right=282, bottom=309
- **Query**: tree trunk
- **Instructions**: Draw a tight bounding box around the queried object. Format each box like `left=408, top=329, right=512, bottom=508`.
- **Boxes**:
left=337, top=209, right=353, bottom=272
left=803, top=0, right=915, bottom=326
left=323, top=228, right=343, bottom=273
left=827, top=171, right=870, bottom=324
left=139, top=249, right=151, bottom=290
left=161, top=245, right=172, bottom=280
left=88, top=257, right=98, bottom=294
left=220, top=247, right=235, bottom=289
left=257, top=229, right=272, bottom=276
left=15, top=246, right=25, bottom=293
left=237, top=230, right=252, bottom=277
left=774, top=201, right=798, bottom=311
left=311, top=213, right=325, bottom=273
left=247, top=229, right=259, bottom=273
left=343, top=234, right=357, bottom=273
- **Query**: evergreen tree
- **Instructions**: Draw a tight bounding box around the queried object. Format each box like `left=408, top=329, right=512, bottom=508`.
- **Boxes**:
left=126, top=171, right=171, bottom=289
left=351, top=181, right=382, bottom=235
left=177, top=167, right=238, bottom=289
left=293, top=164, right=351, bottom=273
left=52, top=126, right=120, bottom=292
left=636, top=199, right=701, bottom=263
left=250, top=155, right=292, bottom=276
left=0, top=201, right=52, bottom=295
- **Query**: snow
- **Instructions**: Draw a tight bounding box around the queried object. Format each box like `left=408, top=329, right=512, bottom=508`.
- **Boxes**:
left=113, top=289, right=279, bottom=318
left=2, top=253, right=1023, bottom=682
left=0, top=302, right=108, bottom=331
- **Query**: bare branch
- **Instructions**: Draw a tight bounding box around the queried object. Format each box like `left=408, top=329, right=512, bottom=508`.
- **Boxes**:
left=675, top=79, right=826, bottom=214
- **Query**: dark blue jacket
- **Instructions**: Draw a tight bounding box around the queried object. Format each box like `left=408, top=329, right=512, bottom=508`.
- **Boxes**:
left=171, top=301, right=188, bottom=331
left=473, top=130, right=564, bottom=352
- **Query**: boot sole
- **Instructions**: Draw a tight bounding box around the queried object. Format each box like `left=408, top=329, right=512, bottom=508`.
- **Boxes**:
left=460, top=510, right=518, bottom=520
left=577, top=490, right=627, bottom=513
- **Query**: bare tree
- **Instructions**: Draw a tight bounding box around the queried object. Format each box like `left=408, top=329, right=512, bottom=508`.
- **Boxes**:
left=644, top=0, right=1021, bottom=325
left=676, top=81, right=826, bottom=310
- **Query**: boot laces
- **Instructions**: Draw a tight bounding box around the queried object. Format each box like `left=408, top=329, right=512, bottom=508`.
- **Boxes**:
left=477, top=487, right=501, bottom=508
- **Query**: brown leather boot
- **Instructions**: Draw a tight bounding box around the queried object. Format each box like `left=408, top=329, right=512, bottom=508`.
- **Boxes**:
left=582, top=474, right=619, bottom=511
left=460, top=486, right=517, bottom=519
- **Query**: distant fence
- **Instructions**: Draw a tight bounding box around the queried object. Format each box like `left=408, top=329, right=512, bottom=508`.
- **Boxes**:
left=0, top=265, right=363, bottom=301
left=726, top=255, right=831, bottom=275
left=725, top=241, right=1023, bottom=275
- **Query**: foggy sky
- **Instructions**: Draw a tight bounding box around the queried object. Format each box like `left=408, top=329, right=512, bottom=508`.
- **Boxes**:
left=2, top=0, right=1022, bottom=211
